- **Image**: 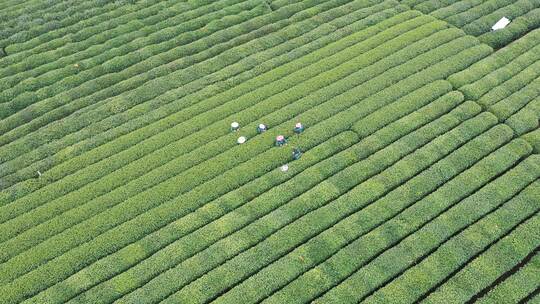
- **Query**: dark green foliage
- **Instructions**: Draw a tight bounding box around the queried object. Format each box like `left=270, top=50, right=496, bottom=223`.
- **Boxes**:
left=423, top=211, right=540, bottom=303
left=448, top=29, right=539, bottom=89
left=475, top=251, right=540, bottom=303
left=480, top=8, right=540, bottom=48
left=0, top=0, right=409, bottom=191
left=217, top=133, right=531, bottom=304
left=522, top=128, right=540, bottom=153
left=351, top=156, right=540, bottom=303
left=403, top=0, right=540, bottom=48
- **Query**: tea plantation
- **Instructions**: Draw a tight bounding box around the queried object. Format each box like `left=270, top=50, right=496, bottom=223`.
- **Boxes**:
left=0, top=0, right=538, bottom=303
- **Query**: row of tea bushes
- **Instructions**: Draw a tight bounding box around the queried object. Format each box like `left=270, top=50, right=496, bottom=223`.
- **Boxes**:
left=479, top=8, right=540, bottom=48
left=475, top=248, right=540, bottom=303
left=138, top=110, right=501, bottom=304
left=33, top=84, right=466, bottom=304
left=0, top=1, right=409, bottom=190
left=400, top=0, right=540, bottom=47
left=324, top=155, right=540, bottom=303
left=212, top=127, right=529, bottom=304
left=0, top=19, right=490, bottom=302
left=0, top=21, right=465, bottom=285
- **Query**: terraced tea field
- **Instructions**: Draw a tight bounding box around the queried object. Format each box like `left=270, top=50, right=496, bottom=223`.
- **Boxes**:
left=0, top=0, right=538, bottom=303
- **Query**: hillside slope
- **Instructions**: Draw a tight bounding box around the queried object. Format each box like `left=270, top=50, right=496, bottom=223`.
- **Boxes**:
left=0, top=1, right=538, bottom=303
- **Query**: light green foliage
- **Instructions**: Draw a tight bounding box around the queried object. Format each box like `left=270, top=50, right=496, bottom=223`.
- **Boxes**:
left=480, top=8, right=540, bottom=48
left=358, top=157, right=540, bottom=303
left=0, top=1, right=411, bottom=191
left=522, top=128, right=540, bottom=153
left=476, top=252, right=540, bottom=303
left=405, top=0, right=540, bottom=48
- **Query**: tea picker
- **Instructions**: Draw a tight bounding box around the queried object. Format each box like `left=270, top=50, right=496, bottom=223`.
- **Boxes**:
left=292, top=148, right=302, bottom=160
left=257, top=123, right=267, bottom=134
left=231, top=121, right=240, bottom=131
left=275, top=135, right=287, bottom=146
left=294, top=122, right=304, bottom=134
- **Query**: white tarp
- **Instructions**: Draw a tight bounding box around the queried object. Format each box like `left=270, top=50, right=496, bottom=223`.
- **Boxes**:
left=492, top=17, right=510, bottom=31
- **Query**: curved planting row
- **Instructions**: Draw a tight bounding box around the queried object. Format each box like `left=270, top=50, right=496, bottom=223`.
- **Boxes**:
left=479, top=8, right=540, bottom=48
left=0, top=0, right=358, bottom=150
left=3, top=2, right=536, bottom=303
left=475, top=249, right=540, bottom=303
left=158, top=119, right=520, bottom=304
left=30, top=82, right=463, bottom=304
left=0, top=0, right=201, bottom=89
left=0, top=19, right=463, bottom=279
left=0, top=0, right=243, bottom=97
left=0, top=0, right=408, bottom=191
left=327, top=160, right=539, bottom=303
left=227, top=133, right=532, bottom=304
left=0, top=0, right=268, bottom=123
left=0, top=21, right=491, bottom=302
left=0, top=0, right=133, bottom=57
left=448, top=29, right=540, bottom=89
left=0, top=11, right=441, bottom=226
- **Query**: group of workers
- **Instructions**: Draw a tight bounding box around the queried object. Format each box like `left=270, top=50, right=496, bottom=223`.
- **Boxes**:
left=231, top=121, right=305, bottom=169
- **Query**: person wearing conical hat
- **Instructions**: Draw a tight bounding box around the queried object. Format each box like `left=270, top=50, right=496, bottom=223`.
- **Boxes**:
left=294, top=122, right=304, bottom=134
left=276, top=135, right=287, bottom=146
left=292, top=148, right=302, bottom=160
left=231, top=122, right=240, bottom=132
left=257, top=123, right=267, bottom=134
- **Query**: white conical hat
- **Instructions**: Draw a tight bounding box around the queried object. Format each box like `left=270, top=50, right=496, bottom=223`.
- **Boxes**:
left=231, top=122, right=239, bottom=128
left=237, top=136, right=246, bottom=144
left=281, top=164, right=289, bottom=172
